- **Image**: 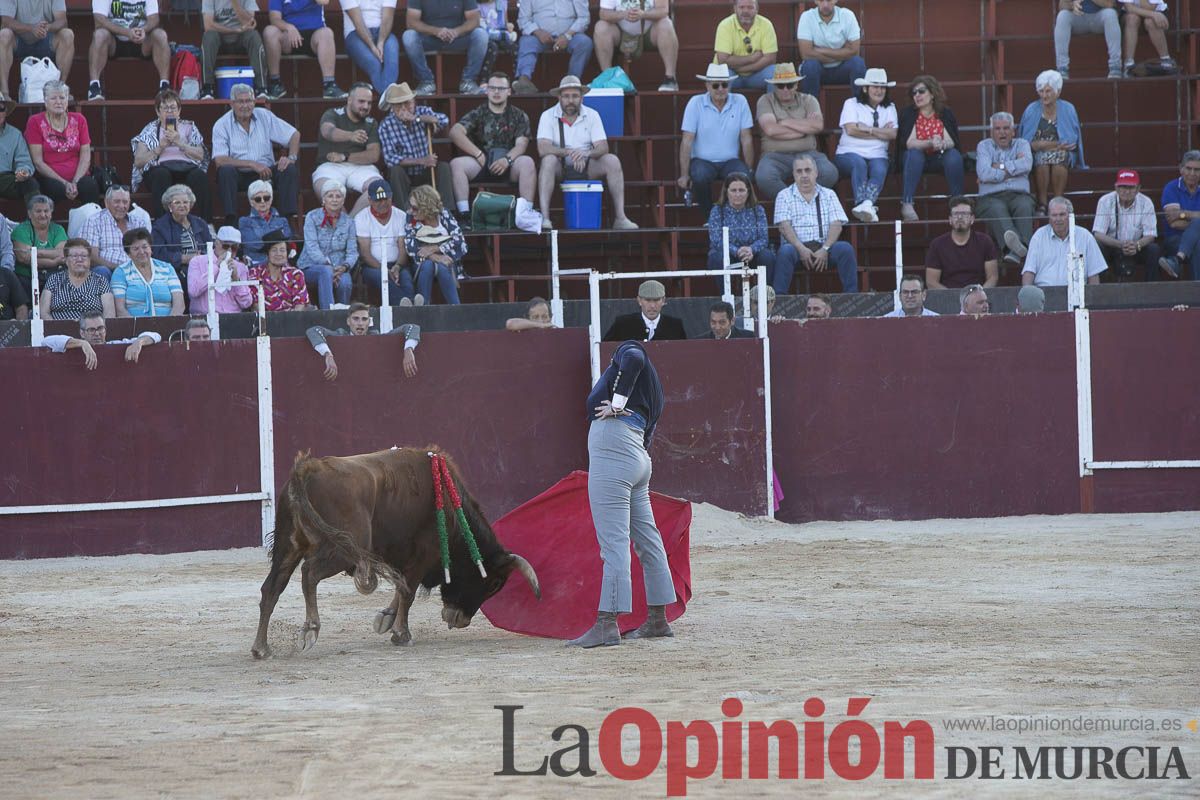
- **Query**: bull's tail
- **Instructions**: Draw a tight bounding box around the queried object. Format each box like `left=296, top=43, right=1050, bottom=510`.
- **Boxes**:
left=286, top=452, right=407, bottom=596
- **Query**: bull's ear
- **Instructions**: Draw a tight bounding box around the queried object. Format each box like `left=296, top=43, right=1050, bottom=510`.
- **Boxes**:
left=508, top=554, right=541, bottom=600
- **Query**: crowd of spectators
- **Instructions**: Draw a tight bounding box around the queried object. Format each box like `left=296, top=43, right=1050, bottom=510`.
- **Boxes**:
left=0, top=0, right=1192, bottom=331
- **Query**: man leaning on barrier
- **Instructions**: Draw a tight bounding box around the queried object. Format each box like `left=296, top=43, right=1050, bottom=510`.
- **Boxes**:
left=305, top=302, right=420, bottom=381
left=41, top=311, right=160, bottom=369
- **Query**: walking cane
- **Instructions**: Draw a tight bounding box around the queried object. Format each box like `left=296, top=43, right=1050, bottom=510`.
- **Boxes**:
left=426, top=123, right=435, bottom=186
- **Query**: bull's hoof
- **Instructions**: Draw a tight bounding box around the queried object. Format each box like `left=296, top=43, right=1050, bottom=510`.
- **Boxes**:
left=373, top=608, right=397, bottom=634
left=298, top=625, right=319, bottom=652
left=390, top=629, right=413, bottom=646
left=251, top=643, right=272, bottom=660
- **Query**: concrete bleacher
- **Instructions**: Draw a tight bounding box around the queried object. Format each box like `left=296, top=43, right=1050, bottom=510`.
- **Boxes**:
left=3, top=0, right=1197, bottom=301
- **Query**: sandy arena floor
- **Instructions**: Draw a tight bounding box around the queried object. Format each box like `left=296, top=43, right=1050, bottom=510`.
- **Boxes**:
left=1, top=507, right=1197, bottom=799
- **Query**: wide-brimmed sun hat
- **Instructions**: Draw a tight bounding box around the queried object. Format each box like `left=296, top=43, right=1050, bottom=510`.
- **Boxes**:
left=854, top=68, right=896, bottom=88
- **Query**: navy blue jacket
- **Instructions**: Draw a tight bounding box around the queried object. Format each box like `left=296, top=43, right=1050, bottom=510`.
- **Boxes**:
left=151, top=213, right=212, bottom=274
left=586, top=341, right=664, bottom=447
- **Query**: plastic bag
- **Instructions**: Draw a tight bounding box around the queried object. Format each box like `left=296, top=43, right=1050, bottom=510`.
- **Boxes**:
left=589, top=67, right=635, bottom=94
left=19, top=57, right=60, bottom=104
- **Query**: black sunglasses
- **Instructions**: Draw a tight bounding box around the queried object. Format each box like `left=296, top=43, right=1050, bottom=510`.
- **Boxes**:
left=709, top=82, right=729, bottom=89
left=743, top=35, right=753, bottom=54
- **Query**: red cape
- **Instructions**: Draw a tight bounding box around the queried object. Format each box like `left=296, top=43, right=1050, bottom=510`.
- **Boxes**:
left=482, top=471, right=692, bottom=639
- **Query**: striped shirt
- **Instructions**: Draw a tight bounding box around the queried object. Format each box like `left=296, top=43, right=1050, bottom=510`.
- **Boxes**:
left=110, top=258, right=182, bottom=317
left=43, top=270, right=112, bottom=320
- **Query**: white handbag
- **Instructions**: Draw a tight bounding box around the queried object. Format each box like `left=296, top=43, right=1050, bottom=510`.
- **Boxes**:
left=19, top=56, right=61, bottom=104
left=68, top=203, right=101, bottom=239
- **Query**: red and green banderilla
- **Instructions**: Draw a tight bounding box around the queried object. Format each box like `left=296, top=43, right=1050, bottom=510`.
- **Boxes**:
left=429, top=452, right=486, bottom=584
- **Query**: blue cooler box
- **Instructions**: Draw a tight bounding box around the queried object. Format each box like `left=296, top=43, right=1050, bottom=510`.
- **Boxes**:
left=562, top=181, right=603, bottom=229
left=583, top=88, right=625, bottom=137
left=215, top=67, right=255, bottom=99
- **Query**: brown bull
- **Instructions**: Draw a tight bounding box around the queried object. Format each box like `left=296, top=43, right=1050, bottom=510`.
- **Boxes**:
left=251, top=447, right=540, bottom=659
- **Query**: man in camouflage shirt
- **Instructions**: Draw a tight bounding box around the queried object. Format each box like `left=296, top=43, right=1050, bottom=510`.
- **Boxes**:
left=447, top=71, right=534, bottom=225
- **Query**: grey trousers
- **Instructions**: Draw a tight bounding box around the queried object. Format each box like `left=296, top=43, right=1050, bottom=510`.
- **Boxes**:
left=1054, top=9, right=1120, bottom=71
left=755, top=150, right=839, bottom=201
left=587, top=418, right=676, bottom=614
left=202, top=29, right=268, bottom=86
left=976, top=189, right=1036, bottom=253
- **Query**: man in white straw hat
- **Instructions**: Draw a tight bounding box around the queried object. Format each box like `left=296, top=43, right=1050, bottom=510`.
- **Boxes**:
left=797, top=0, right=866, bottom=98
left=536, top=75, right=638, bottom=231
left=377, top=81, right=454, bottom=210
left=712, top=0, right=779, bottom=91
left=754, top=61, right=836, bottom=201
left=679, top=63, right=753, bottom=216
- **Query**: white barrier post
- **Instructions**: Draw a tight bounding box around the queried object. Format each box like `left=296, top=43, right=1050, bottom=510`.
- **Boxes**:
left=29, top=246, right=43, bottom=346
left=756, top=267, right=774, bottom=519
left=741, top=272, right=753, bottom=332
left=1067, top=212, right=1085, bottom=311
left=721, top=226, right=733, bottom=303
left=204, top=241, right=220, bottom=340
left=550, top=229, right=564, bottom=327
left=379, top=251, right=393, bottom=334
left=588, top=270, right=601, bottom=384
left=893, top=220, right=903, bottom=313
left=256, top=333, right=276, bottom=546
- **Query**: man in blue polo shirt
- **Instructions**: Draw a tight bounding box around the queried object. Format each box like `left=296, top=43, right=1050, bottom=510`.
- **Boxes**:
left=1158, top=150, right=1200, bottom=279
left=796, top=0, right=866, bottom=99
left=264, top=0, right=348, bottom=100
left=677, top=63, right=754, bottom=217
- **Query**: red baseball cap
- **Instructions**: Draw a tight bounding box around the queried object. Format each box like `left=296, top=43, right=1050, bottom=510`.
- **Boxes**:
left=1114, top=169, right=1140, bottom=186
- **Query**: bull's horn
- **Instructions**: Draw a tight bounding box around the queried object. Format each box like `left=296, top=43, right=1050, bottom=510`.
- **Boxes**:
left=509, top=554, right=541, bottom=600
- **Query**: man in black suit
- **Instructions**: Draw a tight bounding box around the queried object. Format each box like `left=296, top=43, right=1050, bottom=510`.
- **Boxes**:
left=602, top=279, right=688, bottom=341
left=696, top=300, right=754, bottom=339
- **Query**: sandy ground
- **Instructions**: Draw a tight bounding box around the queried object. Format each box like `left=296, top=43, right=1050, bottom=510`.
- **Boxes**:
left=1, top=507, right=1198, bottom=799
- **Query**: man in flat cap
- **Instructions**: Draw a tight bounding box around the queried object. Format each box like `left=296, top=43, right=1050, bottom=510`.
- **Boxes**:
left=603, top=279, right=687, bottom=341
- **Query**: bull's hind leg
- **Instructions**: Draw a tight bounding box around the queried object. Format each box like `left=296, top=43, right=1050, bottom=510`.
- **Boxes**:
left=297, top=555, right=343, bottom=652
left=373, top=589, right=400, bottom=635
left=252, top=547, right=304, bottom=659
left=389, top=585, right=417, bottom=646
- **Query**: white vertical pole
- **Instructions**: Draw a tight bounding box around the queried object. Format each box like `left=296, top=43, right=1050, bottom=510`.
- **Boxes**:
left=29, top=246, right=43, bottom=346
left=1075, top=307, right=1094, bottom=477
left=721, top=226, right=733, bottom=302
left=756, top=267, right=774, bottom=519
left=1067, top=212, right=1085, bottom=311
left=379, top=250, right=393, bottom=334
left=588, top=270, right=601, bottom=384
left=256, top=333, right=276, bottom=546
left=550, top=229, right=564, bottom=327
left=741, top=271, right=752, bottom=332
left=893, top=220, right=903, bottom=313
left=256, top=279, right=266, bottom=336
left=205, top=241, right=220, bottom=340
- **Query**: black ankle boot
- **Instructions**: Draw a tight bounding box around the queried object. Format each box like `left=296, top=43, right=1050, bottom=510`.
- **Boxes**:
left=566, top=611, right=620, bottom=648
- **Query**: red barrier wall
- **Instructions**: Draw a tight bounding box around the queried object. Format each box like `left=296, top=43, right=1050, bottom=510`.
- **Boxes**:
left=2, top=311, right=1196, bottom=558
left=769, top=313, right=1082, bottom=522
left=1, top=330, right=768, bottom=558
left=1089, top=310, right=1200, bottom=513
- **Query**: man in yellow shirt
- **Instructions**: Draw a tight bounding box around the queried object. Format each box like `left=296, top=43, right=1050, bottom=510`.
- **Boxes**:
left=712, top=0, right=777, bottom=91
